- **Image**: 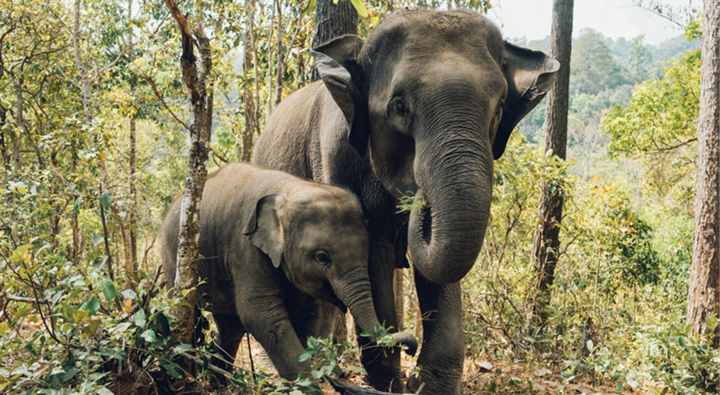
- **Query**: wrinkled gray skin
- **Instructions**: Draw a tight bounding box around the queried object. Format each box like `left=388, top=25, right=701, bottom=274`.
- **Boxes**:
left=160, top=163, right=417, bottom=380
left=253, top=10, right=559, bottom=394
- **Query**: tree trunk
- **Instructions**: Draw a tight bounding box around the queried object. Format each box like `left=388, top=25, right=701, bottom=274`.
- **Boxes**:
left=164, top=0, right=214, bottom=347
left=274, top=0, right=285, bottom=106
left=239, top=0, right=258, bottom=161
left=394, top=269, right=404, bottom=331
left=531, top=0, right=573, bottom=329
left=0, top=104, right=7, bottom=166
left=126, top=0, right=138, bottom=285
left=688, top=0, right=720, bottom=343
left=71, top=0, right=87, bottom=265
left=128, top=114, right=138, bottom=282
left=311, top=0, right=358, bottom=80
left=12, top=77, right=26, bottom=169
left=313, top=0, right=359, bottom=341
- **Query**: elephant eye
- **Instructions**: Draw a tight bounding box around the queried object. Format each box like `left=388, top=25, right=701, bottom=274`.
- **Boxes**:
left=388, top=96, right=409, bottom=117
left=314, top=250, right=332, bottom=265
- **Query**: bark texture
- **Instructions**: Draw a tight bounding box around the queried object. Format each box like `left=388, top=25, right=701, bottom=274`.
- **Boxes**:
left=532, top=0, right=573, bottom=327
left=127, top=0, right=138, bottom=285
left=274, top=0, right=285, bottom=106
left=164, top=0, right=214, bottom=346
left=71, top=0, right=88, bottom=265
left=311, top=0, right=358, bottom=81
left=239, top=0, right=259, bottom=161
left=688, top=0, right=720, bottom=342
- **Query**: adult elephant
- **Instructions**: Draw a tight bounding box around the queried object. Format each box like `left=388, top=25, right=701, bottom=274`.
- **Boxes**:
left=253, top=9, right=559, bottom=394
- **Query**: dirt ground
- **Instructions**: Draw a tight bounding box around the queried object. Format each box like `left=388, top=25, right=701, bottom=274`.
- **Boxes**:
left=234, top=336, right=634, bottom=395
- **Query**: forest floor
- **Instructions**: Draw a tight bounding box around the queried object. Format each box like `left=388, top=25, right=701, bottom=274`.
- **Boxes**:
left=235, top=337, right=633, bottom=395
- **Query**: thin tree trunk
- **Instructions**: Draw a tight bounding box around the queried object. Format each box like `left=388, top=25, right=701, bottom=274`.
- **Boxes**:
left=266, top=3, right=276, bottom=117
left=74, top=0, right=90, bottom=118
left=127, top=0, right=138, bottom=286
left=164, top=0, right=214, bottom=346
left=127, top=116, right=138, bottom=283
left=71, top=0, right=88, bottom=265
left=274, top=0, right=284, bottom=106
left=12, top=77, right=26, bottom=169
left=239, top=0, right=258, bottom=161
left=311, top=0, right=358, bottom=80
left=0, top=105, right=7, bottom=166
left=394, top=269, right=404, bottom=331
left=531, top=0, right=573, bottom=329
left=99, top=182, right=115, bottom=281
left=687, top=0, right=720, bottom=343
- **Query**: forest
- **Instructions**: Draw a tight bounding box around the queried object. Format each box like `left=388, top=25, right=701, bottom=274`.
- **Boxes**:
left=1, top=0, right=719, bottom=394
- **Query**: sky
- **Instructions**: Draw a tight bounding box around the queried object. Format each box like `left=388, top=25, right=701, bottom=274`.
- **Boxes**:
left=488, top=0, right=697, bottom=44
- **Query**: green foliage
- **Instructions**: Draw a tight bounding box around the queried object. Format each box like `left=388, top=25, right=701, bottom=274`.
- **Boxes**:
left=604, top=50, right=701, bottom=158
left=0, top=245, right=244, bottom=393
left=604, top=50, right=700, bottom=210
left=637, top=324, right=720, bottom=394
left=460, top=131, right=694, bottom=392
left=0, top=0, right=709, bottom=393
left=571, top=29, right=629, bottom=96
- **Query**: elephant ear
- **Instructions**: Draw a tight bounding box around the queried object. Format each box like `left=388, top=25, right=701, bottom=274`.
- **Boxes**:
left=243, top=194, right=286, bottom=268
left=311, top=35, right=368, bottom=155
left=495, top=42, right=561, bottom=159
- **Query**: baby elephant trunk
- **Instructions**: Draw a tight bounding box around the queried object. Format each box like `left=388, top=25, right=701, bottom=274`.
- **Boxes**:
left=333, top=268, right=418, bottom=356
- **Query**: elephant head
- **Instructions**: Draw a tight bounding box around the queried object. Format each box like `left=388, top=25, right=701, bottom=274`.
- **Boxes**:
left=312, top=10, right=559, bottom=284
left=244, top=186, right=417, bottom=354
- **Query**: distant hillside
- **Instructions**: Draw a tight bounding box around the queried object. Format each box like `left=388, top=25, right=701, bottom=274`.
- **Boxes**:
left=508, top=30, right=699, bottom=159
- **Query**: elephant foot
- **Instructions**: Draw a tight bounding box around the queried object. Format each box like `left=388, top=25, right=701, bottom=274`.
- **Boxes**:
left=364, top=362, right=405, bottom=393
left=406, top=363, right=463, bottom=395
left=360, top=346, right=405, bottom=393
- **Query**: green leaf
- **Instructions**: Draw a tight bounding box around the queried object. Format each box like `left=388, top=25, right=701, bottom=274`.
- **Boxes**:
left=141, top=329, right=157, bottom=343
left=100, top=191, right=112, bottom=210
left=97, top=387, right=114, bottom=395
left=349, top=0, right=368, bottom=18
left=298, top=351, right=312, bottom=362
left=81, top=297, right=100, bottom=315
left=304, top=0, right=317, bottom=14
left=173, top=343, right=193, bottom=354
left=133, top=309, right=146, bottom=328
left=160, top=359, right=183, bottom=379
left=101, top=279, right=118, bottom=302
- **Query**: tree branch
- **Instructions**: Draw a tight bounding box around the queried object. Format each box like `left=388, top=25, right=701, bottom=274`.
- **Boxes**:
left=144, top=75, right=191, bottom=131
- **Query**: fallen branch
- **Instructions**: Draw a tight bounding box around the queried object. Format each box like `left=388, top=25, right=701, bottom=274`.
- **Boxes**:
left=326, top=377, right=422, bottom=395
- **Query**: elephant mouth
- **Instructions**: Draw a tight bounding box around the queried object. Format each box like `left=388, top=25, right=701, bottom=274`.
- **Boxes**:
left=319, top=282, right=348, bottom=313
left=412, top=189, right=432, bottom=245
left=419, top=204, right=432, bottom=245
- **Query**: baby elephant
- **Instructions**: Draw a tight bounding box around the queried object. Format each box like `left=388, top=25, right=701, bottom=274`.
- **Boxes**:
left=161, top=163, right=416, bottom=380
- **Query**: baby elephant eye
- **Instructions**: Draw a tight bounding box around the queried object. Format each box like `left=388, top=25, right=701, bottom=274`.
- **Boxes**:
left=314, top=250, right=332, bottom=265
left=389, top=96, right=409, bottom=117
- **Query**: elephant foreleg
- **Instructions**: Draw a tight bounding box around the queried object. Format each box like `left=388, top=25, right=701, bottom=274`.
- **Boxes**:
left=408, top=270, right=464, bottom=395
left=212, top=313, right=245, bottom=373
left=357, top=240, right=403, bottom=393
left=240, top=296, right=307, bottom=380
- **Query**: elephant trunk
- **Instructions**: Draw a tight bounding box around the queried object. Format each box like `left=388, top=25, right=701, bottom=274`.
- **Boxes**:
left=333, top=268, right=417, bottom=355
left=408, top=101, right=494, bottom=284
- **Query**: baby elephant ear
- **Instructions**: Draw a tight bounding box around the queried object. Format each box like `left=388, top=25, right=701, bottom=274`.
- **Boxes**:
left=311, top=34, right=364, bottom=127
left=243, top=194, right=286, bottom=268
left=495, top=42, right=561, bottom=159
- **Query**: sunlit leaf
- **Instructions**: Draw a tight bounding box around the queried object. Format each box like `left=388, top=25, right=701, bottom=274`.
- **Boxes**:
left=100, top=191, right=112, bottom=210
left=81, top=296, right=101, bottom=315
left=133, top=309, right=147, bottom=328
left=349, top=0, right=368, bottom=18
left=101, top=279, right=118, bottom=302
